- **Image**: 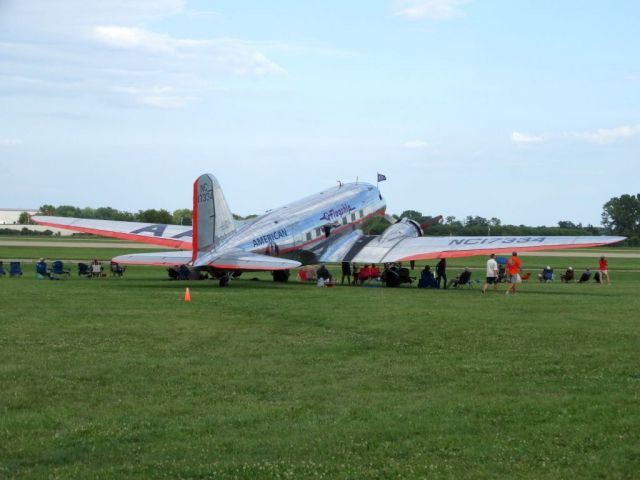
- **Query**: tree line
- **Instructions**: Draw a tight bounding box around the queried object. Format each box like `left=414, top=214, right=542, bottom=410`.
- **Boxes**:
left=10, top=194, right=639, bottom=245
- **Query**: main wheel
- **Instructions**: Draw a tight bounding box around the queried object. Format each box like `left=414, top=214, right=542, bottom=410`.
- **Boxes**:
left=272, top=269, right=290, bottom=282
left=219, top=276, right=230, bottom=287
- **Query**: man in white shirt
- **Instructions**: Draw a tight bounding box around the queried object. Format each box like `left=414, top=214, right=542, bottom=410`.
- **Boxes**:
left=482, top=253, right=499, bottom=294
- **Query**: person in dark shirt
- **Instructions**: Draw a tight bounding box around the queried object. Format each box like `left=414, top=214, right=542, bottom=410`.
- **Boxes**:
left=418, top=265, right=436, bottom=288
left=317, top=264, right=332, bottom=281
left=341, top=261, right=351, bottom=285
left=436, top=258, right=447, bottom=289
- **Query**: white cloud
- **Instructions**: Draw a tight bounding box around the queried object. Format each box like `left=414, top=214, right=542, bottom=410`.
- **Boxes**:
left=511, top=131, right=544, bottom=145
left=393, top=0, right=471, bottom=20
left=0, top=0, right=284, bottom=109
left=566, top=124, right=640, bottom=144
left=404, top=139, right=430, bottom=148
left=512, top=124, right=640, bottom=146
left=111, top=85, right=195, bottom=109
left=0, top=138, right=21, bottom=146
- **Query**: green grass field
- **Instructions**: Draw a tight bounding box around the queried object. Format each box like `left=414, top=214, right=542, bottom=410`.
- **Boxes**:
left=1, top=244, right=639, bottom=478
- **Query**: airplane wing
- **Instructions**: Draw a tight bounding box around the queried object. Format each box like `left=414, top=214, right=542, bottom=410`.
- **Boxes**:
left=112, top=251, right=193, bottom=266
left=114, top=250, right=301, bottom=270
left=318, top=234, right=626, bottom=264
left=32, top=215, right=193, bottom=249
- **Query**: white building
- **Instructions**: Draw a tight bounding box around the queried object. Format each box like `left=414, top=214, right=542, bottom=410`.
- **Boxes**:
left=0, top=208, right=72, bottom=235
left=0, top=208, right=38, bottom=225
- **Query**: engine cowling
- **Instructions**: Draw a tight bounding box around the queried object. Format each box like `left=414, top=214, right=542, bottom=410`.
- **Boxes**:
left=378, top=218, right=422, bottom=244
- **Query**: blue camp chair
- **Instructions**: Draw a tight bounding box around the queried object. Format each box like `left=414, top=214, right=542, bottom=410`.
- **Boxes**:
left=52, top=260, right=71, bottom=278
left=77, top=263, right=92, bottom=277
left=9, top=262, right=22, bottom=277
left=36, top=261, right=52, bottom=279
left=0, top=262, right=6, bottom=276
left=540, top=267, right=554, bottom=283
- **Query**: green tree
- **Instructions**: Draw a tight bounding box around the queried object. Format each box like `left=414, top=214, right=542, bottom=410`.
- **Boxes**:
left=38, top=204, right=56, bottom=215
left=18, top=212, right=32, bottom=224
left=601, top=194, right=640, bottom=237
left=173, top=208, right=192, bottom=225
left=361, top=216, right=388, bottom=235
left=399, top=210, right=423, bottom=222
left=136, top=209, right=173, bottom=224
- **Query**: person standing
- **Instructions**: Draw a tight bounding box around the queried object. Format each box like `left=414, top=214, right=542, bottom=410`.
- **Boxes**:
left=436, top=258, right=447, bottom=289
left=341, top=261, right=352, bottom=285
left=505, top=251, right=522, bottom=295
left=598, top=256, right=611, bottom=284
left=482, top=253, right=499, bottom=294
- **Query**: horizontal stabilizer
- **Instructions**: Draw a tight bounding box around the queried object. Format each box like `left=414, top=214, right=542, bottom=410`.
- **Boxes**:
left=113, top=251, right=193, bottom=266
left=195, top=250, right=301, bottom=270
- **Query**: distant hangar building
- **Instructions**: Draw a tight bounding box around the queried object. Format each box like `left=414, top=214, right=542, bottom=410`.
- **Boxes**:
left=0, top=208, right=38, bottom=225
left=0, top=208, right=70, bottom=235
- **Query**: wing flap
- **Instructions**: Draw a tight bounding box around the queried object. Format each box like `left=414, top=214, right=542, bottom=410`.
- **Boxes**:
left=32, top=215, right=193, bottom=249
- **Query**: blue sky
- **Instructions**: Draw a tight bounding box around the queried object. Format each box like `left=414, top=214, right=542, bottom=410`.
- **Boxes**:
left=0, top=0, right=638, bottom=226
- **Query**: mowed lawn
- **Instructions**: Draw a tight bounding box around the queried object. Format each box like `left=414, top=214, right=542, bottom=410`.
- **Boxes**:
left=1, top=248, right=639, bottom=478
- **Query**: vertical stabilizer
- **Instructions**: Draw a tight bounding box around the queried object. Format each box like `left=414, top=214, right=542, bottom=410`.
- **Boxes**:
left=192, top=174, right=236, bottom=261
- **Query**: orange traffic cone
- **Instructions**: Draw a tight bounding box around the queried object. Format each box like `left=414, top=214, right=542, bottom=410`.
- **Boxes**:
left=184, top=287, right=191, bottom=302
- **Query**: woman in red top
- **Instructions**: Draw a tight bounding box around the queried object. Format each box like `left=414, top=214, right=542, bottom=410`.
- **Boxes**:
left=598, top=256, right=611, bottom=284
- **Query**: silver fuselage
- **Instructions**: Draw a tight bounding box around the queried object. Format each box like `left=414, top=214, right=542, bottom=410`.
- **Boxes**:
left=223, top=182, right=386, bottom=258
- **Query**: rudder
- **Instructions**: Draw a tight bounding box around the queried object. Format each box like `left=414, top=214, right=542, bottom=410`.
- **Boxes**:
left=192, top=174, right=236, bottom=261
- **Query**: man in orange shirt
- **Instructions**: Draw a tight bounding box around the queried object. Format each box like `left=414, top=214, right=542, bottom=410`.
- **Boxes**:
left=506, top=251, right=522, bottom=295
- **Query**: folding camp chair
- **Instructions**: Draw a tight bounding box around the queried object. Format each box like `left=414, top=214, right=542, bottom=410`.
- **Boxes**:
left=77, top=263, right=92, bottom=278
left=110, top=261, right=126, bottom=277
left=449, top=270, right=473, bottom=288
left=10, top=262, right=23, bottom=277
left=51, top=260, right=71, bottom=278
left=36, top=261, right=53, bottom=280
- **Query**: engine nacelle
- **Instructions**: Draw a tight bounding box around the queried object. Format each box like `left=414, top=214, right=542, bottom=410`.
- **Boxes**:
left=378, top=218, right=422, bottom=244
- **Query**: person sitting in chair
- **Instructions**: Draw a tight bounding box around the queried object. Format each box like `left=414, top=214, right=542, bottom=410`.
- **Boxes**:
left=382, top=263, right=401, bottom=287
left=418, top=265, right=437, bottom=288
left=91, top=259, right=102, bottom=278
left=539, top=266, right=554, bottom=282
left=578, top=268, right=591, bottom=283
left=370, top=264, right=381, bottom=280
left=36, top=258, right=54, bottom=279
left=448, top=268, right=472, bottom=288
left=358, top=264, right=371, bottom=283
left=317, top=264, right=332, bottom=281
left=561, top=267, right=575, bottom=283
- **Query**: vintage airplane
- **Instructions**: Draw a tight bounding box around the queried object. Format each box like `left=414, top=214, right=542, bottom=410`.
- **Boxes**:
left=33, top=173, right=625, bottom=286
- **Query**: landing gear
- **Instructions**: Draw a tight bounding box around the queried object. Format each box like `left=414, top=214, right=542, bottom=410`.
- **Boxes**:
left=219, top=276, right=230, bottom=287
left=272, top=269, right=290, bottom=282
